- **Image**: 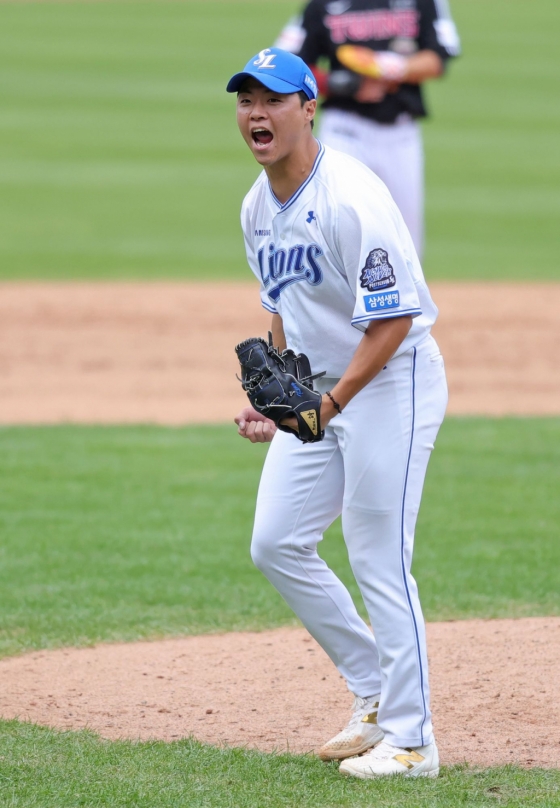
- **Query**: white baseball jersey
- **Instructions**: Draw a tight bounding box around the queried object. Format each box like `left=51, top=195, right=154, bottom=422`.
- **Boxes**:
left=241, top=142, right=438, bottom=378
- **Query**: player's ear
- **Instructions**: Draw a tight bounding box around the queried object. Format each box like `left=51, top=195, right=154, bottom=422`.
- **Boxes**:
left=304, top=98, right=317, bottom=125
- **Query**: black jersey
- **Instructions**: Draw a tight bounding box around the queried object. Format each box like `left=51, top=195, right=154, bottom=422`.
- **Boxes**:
left=296, top=0, right=460, bottom=123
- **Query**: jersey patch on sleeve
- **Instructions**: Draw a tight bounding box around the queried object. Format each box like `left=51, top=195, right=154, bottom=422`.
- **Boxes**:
left=360, top=248, right=396, bottom=291
left=363, top=291, right=400, bottom=312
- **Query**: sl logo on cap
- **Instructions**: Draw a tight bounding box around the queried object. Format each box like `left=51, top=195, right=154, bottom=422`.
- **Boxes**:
left=253, top=49, right=277, bottom=69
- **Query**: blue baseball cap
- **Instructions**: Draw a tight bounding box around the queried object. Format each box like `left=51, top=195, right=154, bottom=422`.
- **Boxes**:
left=226, top=47, right=318, bottom=100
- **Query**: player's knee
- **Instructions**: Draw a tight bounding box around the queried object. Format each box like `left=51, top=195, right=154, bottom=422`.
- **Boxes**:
left=250, top=531, right=277, bottom=573
left=250, top=527, right=291, bottom=574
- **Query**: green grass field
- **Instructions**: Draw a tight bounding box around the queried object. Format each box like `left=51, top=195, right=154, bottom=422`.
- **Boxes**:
left=0, top=419, right=560, bottom=806
left=0, top=419, right=559, bottom=658
left=0, top=0, right=558, bottom=280
left=2, top=723, right=559, bottom=808
left=3, top=723, right=560, bottom=808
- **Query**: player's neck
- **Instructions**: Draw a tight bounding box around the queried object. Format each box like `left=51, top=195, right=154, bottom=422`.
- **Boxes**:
left=265, top=137, right=319, bottom=206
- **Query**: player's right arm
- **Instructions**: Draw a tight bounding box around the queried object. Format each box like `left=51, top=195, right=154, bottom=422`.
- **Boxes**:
left=234, top=314, right=285, bottom=443
left=271, top=313, right=287, bottom=352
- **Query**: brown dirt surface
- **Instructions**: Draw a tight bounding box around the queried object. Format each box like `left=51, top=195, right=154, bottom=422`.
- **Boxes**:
left=0, top=619, right=559, bottom=768
left=1, top=280, right=559, bottom=424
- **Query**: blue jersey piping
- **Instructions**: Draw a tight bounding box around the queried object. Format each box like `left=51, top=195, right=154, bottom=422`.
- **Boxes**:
left=268, top=141, right=325, bottom=214
left=400, top=346, right=428, bottom=744
left=351, top=308, right=422, bottom=326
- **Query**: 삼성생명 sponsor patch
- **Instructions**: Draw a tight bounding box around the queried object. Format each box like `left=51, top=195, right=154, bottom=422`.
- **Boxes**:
left=363, top=291, right=400, bottom=312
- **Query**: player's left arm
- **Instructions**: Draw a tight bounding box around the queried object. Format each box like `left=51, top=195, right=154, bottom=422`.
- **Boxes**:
left=321, top=316, right=412, bottom=424
left=277, top=316, right=413, bottom=432
left=319, top=182, right=427, bottom=427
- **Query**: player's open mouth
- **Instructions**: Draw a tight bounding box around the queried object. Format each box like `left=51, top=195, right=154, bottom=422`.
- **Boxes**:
left=252, top=128, right=274, bottom=147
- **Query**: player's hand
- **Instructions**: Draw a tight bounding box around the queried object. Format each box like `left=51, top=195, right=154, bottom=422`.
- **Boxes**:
left=354, top=78, right=390, bottom=103
left=235, top=406, right=277, bottom=443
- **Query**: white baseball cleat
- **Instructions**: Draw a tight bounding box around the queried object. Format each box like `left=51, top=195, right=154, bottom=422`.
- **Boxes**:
left=318, top=695, right=384, bottom=761
left=339, top=740, right=440, bottom=778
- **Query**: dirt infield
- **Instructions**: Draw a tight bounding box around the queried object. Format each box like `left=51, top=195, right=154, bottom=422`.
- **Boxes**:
left=0, top=619, right=559, bottom=768
left=1, top=281, right=559, bottom=424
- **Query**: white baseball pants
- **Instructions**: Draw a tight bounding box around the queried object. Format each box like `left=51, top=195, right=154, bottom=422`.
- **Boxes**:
left=251, top=336, right=447, bottom=748
left=319, top=109, right=425, bottom=258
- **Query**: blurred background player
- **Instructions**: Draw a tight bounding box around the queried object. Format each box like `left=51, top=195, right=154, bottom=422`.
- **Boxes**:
left=275, top=0, right=460, bottom=258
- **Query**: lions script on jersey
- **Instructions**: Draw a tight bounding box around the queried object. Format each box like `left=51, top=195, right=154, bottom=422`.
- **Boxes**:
left=242, top=142, right=438, bottom=377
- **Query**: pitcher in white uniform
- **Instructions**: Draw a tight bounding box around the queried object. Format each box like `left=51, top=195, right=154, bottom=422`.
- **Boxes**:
left=228, top=47, right=447, bottom=779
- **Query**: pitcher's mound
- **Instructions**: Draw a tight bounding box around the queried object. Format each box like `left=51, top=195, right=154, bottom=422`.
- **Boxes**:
left=0, top=618, right=558, bottom=768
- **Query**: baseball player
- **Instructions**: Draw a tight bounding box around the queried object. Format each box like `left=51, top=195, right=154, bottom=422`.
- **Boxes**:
left=228, top=48, right=447, bottom=777
left=274, top=0, right=461, bottom=257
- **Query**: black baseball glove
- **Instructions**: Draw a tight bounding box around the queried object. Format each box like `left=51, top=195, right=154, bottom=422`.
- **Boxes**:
left=235, top=334, right=326, bottom=443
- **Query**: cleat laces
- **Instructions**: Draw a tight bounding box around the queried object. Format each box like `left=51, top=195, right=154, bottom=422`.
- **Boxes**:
left=345, top=695, right=379, bottom=731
